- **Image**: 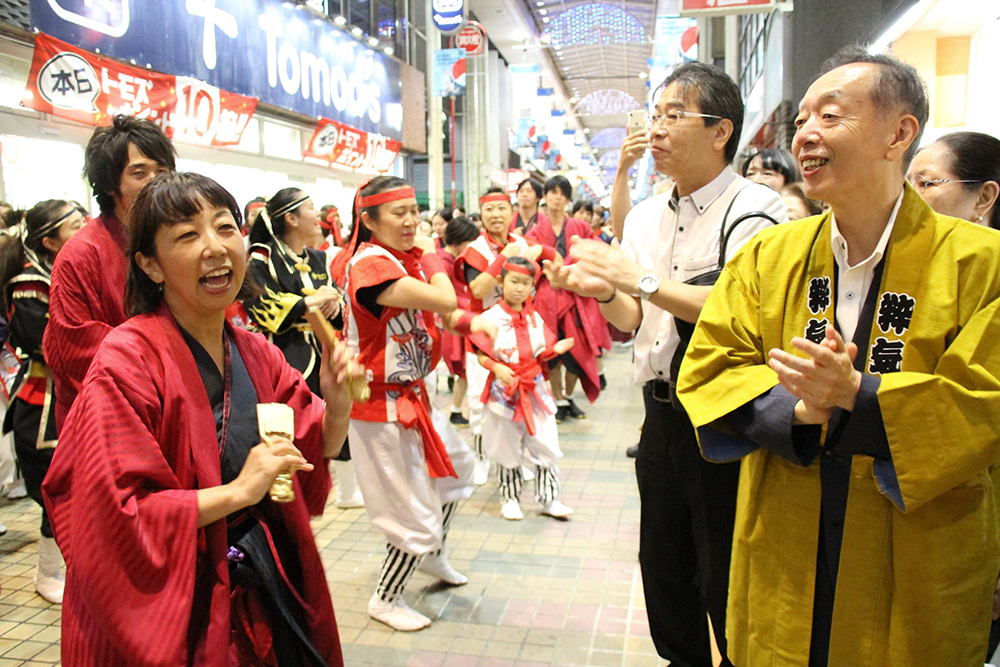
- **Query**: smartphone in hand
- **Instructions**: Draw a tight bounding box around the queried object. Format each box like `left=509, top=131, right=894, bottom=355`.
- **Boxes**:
left=627, top=109, right=648, bottom=135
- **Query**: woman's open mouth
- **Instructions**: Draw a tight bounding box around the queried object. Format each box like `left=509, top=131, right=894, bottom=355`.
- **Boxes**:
left=200, top=268, right=233, bottom=294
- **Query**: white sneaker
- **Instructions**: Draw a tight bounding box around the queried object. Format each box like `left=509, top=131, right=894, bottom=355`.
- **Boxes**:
left=35, top=537, right=64, bottom=604
left=7, top=481, right=26, bottom=499
left=368, top=594, right=431, bottom=631
left=35, top=573, right=64, bottom=604
left=336, top=490, right=365, bottom=509
left=418, top=554, right=468, bottom=585
left=501, top=499, right=523, bottom=521
left=521, top=466, right=535, bottom=482
left=334, top=461, right=365, bottom=508
left=540, top=499, right=574, bottom=519
left=473, top=458, right=490, bottom=486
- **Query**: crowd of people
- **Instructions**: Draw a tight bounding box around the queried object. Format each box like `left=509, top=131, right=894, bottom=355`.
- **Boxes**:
left=0, top=41, right=997, bottom=667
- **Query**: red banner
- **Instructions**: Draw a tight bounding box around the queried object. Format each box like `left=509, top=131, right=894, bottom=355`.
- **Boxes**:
left=681, top=0, right=774, bottom=14
left=304, top=117, right=402, bottom=174
left=22, top=33, right=257, bottom=147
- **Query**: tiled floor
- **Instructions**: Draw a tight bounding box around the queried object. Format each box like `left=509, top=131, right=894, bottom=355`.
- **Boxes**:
left=0, top=345, right=667, bottom=666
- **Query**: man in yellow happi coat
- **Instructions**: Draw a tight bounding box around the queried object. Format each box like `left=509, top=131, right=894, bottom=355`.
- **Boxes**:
left=677, top=46, right=1000, bottom=667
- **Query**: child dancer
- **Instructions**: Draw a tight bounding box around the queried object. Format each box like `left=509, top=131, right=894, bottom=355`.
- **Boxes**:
left=470, top=256, right=575, bottom=521
left=341, top=176, right=491, bottom=631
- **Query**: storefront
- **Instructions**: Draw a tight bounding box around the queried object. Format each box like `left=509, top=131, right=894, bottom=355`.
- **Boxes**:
left=882, top=0, right=999, bottom=143
left=0, top=0, right=414, bottom=217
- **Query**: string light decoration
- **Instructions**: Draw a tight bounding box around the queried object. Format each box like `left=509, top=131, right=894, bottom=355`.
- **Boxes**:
left=576, top=89, right=641, bottom=116
left=599, top=150, right=621, bottom=169
left=589, top=127, right=627, bottom=149
left=540, top=4, right=646, bottom=49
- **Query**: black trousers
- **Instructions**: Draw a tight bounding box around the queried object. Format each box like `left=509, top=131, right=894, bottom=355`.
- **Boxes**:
left=636, top=382, right=740, bottom=667
left=9, top=398, right=54, bottom=538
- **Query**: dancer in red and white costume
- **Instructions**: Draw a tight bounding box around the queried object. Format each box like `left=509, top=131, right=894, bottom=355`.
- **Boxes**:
left=455, top=186, right=556, bottom=485
left=470, top=257, right=575, bottom=521
left=341, top=176, right=493, bottom=632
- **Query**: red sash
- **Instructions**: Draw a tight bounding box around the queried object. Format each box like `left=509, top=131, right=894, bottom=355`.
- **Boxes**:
left=368, top=379, right=456, bottom=478
left=480, top=358, right=551, bottom=436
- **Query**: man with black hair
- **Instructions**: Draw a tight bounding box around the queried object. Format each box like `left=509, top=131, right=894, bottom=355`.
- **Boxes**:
left=44, top=115, right=175, bottom=426
left=678, top=47, right=1000, bottom=666
left=513, top=178, right=542, bottom=234
left=549, top=60, right=785, bottom=667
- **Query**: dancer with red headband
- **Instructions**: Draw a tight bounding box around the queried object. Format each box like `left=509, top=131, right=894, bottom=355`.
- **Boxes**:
left=455, top=186, right=557, bottom=485
left=342, top=176, right=492, bottom=631
left=469, top=256, right=575, bottom=521
left=526, top=175, right=610, bottom=422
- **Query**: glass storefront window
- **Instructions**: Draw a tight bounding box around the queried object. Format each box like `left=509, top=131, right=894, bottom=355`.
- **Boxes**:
left=0, top=135, right=88, bottom=210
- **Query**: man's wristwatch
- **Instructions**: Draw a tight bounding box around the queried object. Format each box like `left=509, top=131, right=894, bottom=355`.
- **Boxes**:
left=637, top=274, right=660, bottom=301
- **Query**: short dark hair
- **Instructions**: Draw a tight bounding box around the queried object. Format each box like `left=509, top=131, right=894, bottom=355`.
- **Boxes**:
left=571, top=200, right=594, bottom=216
left=818, top=45, right=929, bottom=166
left=656, top=61, right=744, bottom=164
left=500, top=255, right=537, bottom=280
left=517, top=179, right=542, bottom=199
left=84, top=115, right=176, bottom=217
left=743, top=148, right=801, bottom=184
left=482, top=185, right=508, bottom=198
left=933, top=132, right=1000, bottom=230
left=432, top=208, right=454, bottom=224
left=444, top=215, right=480, bottom=246
left=125, top=172, right=255, bottom=316
left=543, top=175, right=572, bottom=199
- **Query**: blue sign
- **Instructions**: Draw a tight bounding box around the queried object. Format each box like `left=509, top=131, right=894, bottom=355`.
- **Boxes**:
left=30, top=0, right=404, bottom=140
left=431, top=0, right=464, bottom=34
left=537, top=88, right=554, bottom=97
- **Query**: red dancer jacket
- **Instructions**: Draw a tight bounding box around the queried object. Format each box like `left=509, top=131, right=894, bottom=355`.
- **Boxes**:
left=43, top=304, right=342, bottom=667
left=526, top=215, right=610, bottom=402
left=43, top=213, right=130, bottom=428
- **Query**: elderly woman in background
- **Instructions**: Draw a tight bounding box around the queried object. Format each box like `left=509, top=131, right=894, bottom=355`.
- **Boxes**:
left=742, top=147, right=801, bottom=191
left=907, top=131, right=999, bottom=230
left=906, top=131, right=1000, bottom=663
left=781, top=182, right=825, bottom=221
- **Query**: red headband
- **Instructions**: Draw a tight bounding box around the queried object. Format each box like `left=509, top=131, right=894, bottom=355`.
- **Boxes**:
left=358, top=187, right=416, bottom=209
left=480, top=193, right=511, bottom=206
left=503, top=260, right=536, bottom=277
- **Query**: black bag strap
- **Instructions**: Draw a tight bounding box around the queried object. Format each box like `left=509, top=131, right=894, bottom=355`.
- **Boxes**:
left=713, top=185, right=780, bottom=270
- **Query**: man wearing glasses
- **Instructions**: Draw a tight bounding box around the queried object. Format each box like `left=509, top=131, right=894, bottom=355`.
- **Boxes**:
left=547, top=60, right=786, bottom=666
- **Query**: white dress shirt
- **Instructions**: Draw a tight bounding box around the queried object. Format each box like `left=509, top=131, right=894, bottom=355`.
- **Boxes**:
left=830, top=189, right=903, bottom=344
left=621, top=168, right=788, bottom=385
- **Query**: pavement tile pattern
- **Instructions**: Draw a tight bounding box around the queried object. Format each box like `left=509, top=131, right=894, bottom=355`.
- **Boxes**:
left=0, top=346, right=668, bottom=666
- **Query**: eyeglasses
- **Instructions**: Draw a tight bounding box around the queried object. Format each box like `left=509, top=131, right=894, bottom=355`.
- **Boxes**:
left=909, top=176, right=982, bottom=191
left=649, top=110, right=724, bottom=127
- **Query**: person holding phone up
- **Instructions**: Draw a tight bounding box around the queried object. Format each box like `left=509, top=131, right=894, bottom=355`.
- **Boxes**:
left=547, top=61, right=786, bottom=667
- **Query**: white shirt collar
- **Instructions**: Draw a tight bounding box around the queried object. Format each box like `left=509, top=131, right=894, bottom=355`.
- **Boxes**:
left=830, top=188, right=905, bottom=270
left=674, top=168, right=737, bottom=215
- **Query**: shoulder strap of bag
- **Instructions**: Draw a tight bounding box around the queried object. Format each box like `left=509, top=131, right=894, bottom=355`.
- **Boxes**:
left=714, top=185, right=780, bottom=269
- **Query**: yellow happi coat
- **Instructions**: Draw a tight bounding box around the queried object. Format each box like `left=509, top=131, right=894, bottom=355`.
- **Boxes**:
left=677, top=184, right=1000, bottom=667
